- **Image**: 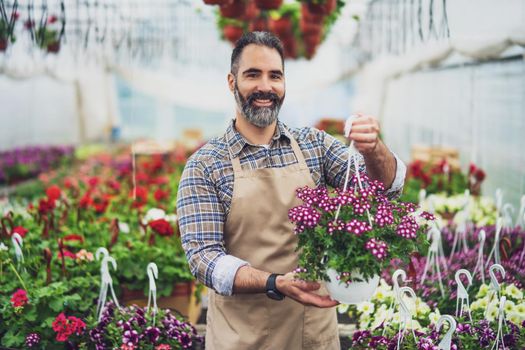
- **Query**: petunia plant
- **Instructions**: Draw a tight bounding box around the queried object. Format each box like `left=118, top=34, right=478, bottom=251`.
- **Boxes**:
left=289, top=173, right=432, bottom=284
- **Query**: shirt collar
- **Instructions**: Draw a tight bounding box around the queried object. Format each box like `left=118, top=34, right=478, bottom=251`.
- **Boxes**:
left=225, top=119, right=291, bottom=159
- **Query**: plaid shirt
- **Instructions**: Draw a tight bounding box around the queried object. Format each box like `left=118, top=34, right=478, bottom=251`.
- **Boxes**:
left=177, top=119, right=406, bottom=294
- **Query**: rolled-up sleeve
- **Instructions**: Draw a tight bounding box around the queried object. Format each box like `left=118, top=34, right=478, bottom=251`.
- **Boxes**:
left=176, top=159, right=249, bottom=294
left=384, top=152, right=406, bottom=198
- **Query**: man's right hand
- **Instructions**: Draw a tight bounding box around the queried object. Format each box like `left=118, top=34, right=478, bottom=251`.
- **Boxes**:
left=276, top=272, right=339, bottom=308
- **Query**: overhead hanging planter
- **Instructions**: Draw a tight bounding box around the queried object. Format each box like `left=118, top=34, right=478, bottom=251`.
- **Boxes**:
left=208, top=0, right=346, bottom=60
left=0, top=2, right=19, bottom=52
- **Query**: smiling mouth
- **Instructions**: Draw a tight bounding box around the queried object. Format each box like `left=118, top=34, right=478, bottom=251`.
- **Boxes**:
left=252, top=99, right=274, bottom=107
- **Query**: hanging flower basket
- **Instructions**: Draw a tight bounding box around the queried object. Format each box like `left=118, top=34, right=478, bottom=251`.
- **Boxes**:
left=289, top=174, right=433, bottom=303
left=254, top=0, right=283, bottom=11
left=220, top=0, right=246, bottom=19
left=300, top=17, right=322, bottom=35
left=0, top=37, right=7, bottom=52
left=46, top=41, right=60, bottom=54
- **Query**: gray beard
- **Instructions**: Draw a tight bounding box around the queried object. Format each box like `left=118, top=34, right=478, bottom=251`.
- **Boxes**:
left=234, top=87, right=283, bottom=128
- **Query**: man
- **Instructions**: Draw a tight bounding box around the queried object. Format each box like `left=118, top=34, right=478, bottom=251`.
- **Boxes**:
left=177, top=32, right=406, bottom=349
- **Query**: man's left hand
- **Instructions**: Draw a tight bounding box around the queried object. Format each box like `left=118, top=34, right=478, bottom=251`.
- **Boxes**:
left=347, top=114, right=381, bottom=156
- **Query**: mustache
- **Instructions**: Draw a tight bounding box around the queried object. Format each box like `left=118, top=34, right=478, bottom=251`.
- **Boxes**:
left=246, top=91, right=280, bottom=106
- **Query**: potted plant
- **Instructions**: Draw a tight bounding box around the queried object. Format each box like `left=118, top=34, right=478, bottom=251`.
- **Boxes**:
left=289, top=173, right=432, bottom=304
left=0, top=10, right=18, bottom=52
left=243, top=0, right=260, bottom=21
left=87, top=302, right=203, bottom=349
left=34, top=15, right=63, bottom=54
left=249, top=15, right=269, bottom=32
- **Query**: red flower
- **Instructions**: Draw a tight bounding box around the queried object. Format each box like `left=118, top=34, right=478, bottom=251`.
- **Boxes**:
left=88, top=176, right=100, bottom=188
left=38, top=198, right=56, bottom=215
left=52, top=313, right=85, bottom=342
left=149, top=219, right=174, bottom=236
left=136, top=172, right=150, bottom=184
left=130, top=186, right=148, bottom=208
left=152, top=176, right=169, bottom=185
left=12, top=226, right=28, bottom=238
left=469, top=163, right=477, bottom=175
left=154, top=188, right=170, bottom=202
left=92, top=195, right=110, bottom=214
left=79, top=192, right=93, bottom=209
left=107, top=179, right=121, bottom=192
left=63, top=234, right=85, bottom=243
left=57, top=249, right=76, bottom=260
left=10, top=289, right=28, bottom=307
left=46, top=185, right=62, bottom=201
left=474, top=169, right=486, bottom=182
left=48, top=15, right=58, bottom=24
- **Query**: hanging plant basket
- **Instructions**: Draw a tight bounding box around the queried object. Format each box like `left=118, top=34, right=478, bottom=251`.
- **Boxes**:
left=220, top=0, right=246, bottom=19
left=0, top=37, right=8, bottom=51
left=254, top=0, right=283, bottom=11
left=203, top=0, right=234, bottom=5
left=282, top=37, right=298, bottom=59
left=46, top=41, right=60, bottom=54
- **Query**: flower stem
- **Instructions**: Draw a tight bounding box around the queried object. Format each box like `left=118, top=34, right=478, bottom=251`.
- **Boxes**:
left=9, top=262, right=27, bottom=291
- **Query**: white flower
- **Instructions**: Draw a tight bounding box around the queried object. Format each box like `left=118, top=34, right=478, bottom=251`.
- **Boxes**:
left=357, top=301, right=375, bottom=316
left=142, top=208, right=166, bottom=224
left=428, top=310, right=441, bottom=325
left=507, top=312, right=524, bottom=325
left=415, top=298, right=431, bottom=316
left=406, top=319, right=422, bottom=330
left=359, top=314, right=371, bottom=329
left=504, top=300, right=516, bottom=314
left=370, top=304, right=389, bottom=329
left=337, top=304, right=349, bottom=314
left=476, top=284, right=490, bottom=298
left=0, top=242, right=8, bottom=251
left=515, top=302, right=525, bottom=316
left=485, top=301, right=499, bottom=322
left=504, top=284, right=523, bottom=301
left=118, top=222, right=130, bottom=234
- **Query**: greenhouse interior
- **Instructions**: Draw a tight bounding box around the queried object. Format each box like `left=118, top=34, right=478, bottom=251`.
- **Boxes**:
left=0, top=0, right=524, bottom=349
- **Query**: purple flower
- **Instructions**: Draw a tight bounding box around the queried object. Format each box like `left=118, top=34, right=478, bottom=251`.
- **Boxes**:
left=145, top=326, right=161, bottom=343
left=417, top=337, right=438, bottom=350
left=396, top=215, right=419, bottom=239
left=25, top=333, right=40, bottom=348
left=365, top=238, right=388, bottom=260
left=352, top=330, right=371, bottom=345
left=122, top=329, right=139, bottom=346
left=456, top=323, right=472, bottom=334
left=345, top=219, right=372, bottom=236
left=369, top=335, right=388, bottom=348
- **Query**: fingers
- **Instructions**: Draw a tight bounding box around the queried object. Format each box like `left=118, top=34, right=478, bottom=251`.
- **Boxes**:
left=291, top=288, right=339, bottom=308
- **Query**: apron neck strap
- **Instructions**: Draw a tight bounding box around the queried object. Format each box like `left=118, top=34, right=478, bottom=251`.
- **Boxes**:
left=228, top=126, right=308, bottom=173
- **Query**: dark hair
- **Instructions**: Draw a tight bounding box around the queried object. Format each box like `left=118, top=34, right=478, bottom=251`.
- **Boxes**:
left=230, top=31, right=285, bottom=76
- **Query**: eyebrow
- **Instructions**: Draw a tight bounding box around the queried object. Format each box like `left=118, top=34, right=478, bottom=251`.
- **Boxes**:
left=242, top=68, right=284, bottom=76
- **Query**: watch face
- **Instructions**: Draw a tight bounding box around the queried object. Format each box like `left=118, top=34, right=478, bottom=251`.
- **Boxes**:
left=266, top=290, right=284, bottom=301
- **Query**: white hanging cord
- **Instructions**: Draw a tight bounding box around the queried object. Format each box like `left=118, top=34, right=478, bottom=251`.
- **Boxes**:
left=491, top=296, right=507, bottom=350
left=95, top=247, right=121, bottom=321
left=486, top=218, right=503, bottom=268
left=420, top=223, right=445, bottom=297
left=484, top=264, right=505, bottom=319
left=383, top=269, right=406, bottom=336
left=396, top=286, right=418, bottom=350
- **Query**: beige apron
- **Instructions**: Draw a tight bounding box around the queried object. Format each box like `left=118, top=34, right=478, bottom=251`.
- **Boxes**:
left=206, top=129, right=339, bottom=350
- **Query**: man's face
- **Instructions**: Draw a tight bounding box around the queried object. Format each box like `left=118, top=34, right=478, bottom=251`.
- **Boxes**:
left=229, top=44, right=285, bottom=128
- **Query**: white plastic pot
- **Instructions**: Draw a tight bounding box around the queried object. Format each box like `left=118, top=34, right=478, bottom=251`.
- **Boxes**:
left=324, top=269, right=380, bottom=304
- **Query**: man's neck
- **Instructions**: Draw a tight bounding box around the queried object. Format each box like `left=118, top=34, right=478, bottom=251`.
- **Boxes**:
left=234, top=113, right=277, bottom=145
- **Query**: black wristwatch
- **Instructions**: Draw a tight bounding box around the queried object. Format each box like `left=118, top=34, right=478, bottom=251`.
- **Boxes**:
left=265, top=273, right=285, bottom=300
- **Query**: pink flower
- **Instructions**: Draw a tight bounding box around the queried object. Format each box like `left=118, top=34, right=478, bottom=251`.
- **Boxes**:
left=365, top=238, right=388, bottom=260
left=10, top=289, right=28, bottom=307
left=52, top=313, right=86, bottom=342
left=156, top=345, right=171, bottom=350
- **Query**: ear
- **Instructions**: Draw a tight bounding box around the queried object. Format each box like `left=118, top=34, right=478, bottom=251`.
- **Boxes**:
left=227, top=73, right=235, bottom=93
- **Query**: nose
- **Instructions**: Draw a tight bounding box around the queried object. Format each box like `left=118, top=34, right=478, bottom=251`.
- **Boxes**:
left=256, top=75, right=272, bottom=93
